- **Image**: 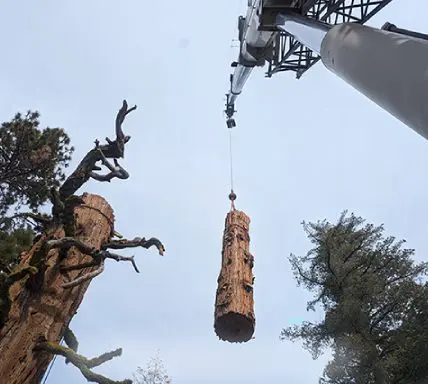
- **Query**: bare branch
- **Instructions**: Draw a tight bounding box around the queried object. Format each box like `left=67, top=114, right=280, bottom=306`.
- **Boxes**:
left=48, top=237, right=145, bottom=278
left=89, top=150, right=129, bottom=182
left=115, top=100, right=137, bottom=143
left=7, top=212, right=51, bottom=225
left=62, top=260, right=104, bottom=289
left=104, top=252, right=140, bottom=273
left=103, top=237, right=165, bottom=256
left=59, top=100, right=136, bottom=199
left=46, top=237, right=96, bottom=255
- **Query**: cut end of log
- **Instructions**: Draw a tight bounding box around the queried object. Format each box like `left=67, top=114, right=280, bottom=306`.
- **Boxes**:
left=214, top=312, right=254, bottom=343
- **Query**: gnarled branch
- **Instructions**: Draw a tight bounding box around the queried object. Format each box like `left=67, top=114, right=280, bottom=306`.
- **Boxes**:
left=103, top=253, right=139, bottom=273
left=89, top=149, right=129, bottom=182
left=62, top=260, right=105, bottom=289
left=46, top=236, right=164, bottom=288
left=102, top=237, right=165, bottom=256
left=59, top=100, right=136, bottom=200
left=46, top=237, right=96, bottom=255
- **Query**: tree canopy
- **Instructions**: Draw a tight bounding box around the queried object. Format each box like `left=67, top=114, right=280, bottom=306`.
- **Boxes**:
left=0, top=111, right=73, bottom=272
left=0, top=111, right=73, bottom=215
left=282, top=211, right=428, bottom=384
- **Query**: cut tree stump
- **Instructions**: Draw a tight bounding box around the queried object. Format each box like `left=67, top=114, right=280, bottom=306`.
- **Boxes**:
left=0, top=193, right=114, bottom=384
left=214, top=209, right=255, bottom=343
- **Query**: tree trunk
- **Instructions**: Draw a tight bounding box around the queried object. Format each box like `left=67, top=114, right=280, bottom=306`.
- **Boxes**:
left=0, top=193, right=114, bottom=384
left=214, top=209, right=255, bottom=343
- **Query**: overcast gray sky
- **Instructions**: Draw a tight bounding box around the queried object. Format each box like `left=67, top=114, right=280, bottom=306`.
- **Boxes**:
left=1, top=0, right=428, bottom=383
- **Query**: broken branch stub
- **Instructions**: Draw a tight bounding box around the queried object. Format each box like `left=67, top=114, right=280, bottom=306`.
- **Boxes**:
left=214, top=210, right=255, bottom=343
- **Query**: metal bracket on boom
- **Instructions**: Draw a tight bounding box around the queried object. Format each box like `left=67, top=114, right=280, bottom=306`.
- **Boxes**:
left=225, top=94, right=237, bottom=129
left=381, top=22, right=428, bottom=41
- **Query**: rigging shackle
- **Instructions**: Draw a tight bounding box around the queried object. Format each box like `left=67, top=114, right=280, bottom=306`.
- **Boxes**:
left=229, top=189, right=237, bottom=210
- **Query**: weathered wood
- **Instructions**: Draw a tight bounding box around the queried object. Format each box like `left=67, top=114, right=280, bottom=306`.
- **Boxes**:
left=214, top=210, right=255, bottom=343
left=0, top=193, right=114, bottom=384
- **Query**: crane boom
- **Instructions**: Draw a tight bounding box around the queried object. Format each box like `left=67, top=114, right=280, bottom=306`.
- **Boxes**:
left=225, top=0, right=277, bottom=128
left=225, top=1, right=428, bottom=138
left=225, top=1, right=428, bottom=132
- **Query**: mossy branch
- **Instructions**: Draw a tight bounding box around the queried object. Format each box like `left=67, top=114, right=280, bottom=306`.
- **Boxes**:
left=63, top=326, right=79, bottom=364
left=34, top=340, right=132, bottom=384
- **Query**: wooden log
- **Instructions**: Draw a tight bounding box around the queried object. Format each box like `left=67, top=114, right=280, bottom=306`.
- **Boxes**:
left=214, top=209, right=255, bottom=343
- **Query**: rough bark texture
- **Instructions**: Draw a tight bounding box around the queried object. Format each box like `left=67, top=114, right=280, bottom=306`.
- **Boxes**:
left=0, top=193, right=114, bottom=384
left=214, top=209, right=255, bottom=343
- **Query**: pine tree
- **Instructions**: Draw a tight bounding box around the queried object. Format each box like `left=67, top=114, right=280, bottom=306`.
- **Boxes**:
left=0, top=110, right=73, bottom=273
left=0, top=111, right=73, bottom=215
left=282, top=211, right=428, bottom=384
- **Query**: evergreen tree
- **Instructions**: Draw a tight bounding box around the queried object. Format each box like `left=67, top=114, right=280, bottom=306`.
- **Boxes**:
left=0, top=110, right=73, bottom=272
left=0, top=229, right=34, bottom=273
left=282, top=211, right=428, bottom=384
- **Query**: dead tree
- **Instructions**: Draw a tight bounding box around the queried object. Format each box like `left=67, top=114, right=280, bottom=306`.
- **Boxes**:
left=0, top=101, right=164, bottom=384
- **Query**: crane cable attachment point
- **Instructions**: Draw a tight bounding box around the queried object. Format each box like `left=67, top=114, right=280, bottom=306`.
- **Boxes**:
left=228, top=125, right=237, bottom=211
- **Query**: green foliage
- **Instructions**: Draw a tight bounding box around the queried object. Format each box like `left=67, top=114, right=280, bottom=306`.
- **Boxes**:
left=0, top=228, right=34, bottom=274
left=0, top=110, right=73, bottom=271
left=0, top=111, right=74, bottom=215
left=282, top=211, right=428, bottom=384
left=134, top=352, right=172, bottom=384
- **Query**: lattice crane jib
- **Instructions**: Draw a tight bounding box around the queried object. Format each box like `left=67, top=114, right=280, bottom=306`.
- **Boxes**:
left=224, top=0, right=395, bottom=127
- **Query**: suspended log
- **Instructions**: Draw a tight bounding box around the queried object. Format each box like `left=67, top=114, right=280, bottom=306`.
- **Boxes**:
left=214, top=209, right=255, bottom=343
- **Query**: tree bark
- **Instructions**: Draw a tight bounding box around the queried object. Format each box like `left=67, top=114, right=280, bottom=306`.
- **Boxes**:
left=0, top=193, right=114, bottom=384
left=214, top=209, right=255, bottom=343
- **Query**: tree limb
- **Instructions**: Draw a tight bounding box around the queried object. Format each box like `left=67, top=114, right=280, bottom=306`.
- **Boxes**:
left=115, top=100, right=137, bottom=156
left=47, top=236, right=164, bottom=287
left=103, top=252, right=140, bottom=273
left=1, top=212, right=52, bottom=228
left=34, top=340, right=132, bottom=384
left=62, top=260, right=104, bottom=289
left=46, top=237, right=97, bottom=254
left=102, top=237, right=165, bottom=256
left=89, top=150, right=129, bottom=182
left=59, top=100, right=136, bottom=200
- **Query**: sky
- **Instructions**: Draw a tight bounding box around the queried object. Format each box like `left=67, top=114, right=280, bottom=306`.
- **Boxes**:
left=1, top=0, right=428, bottom=383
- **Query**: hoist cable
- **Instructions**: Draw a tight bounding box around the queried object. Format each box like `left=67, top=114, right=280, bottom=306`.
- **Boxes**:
left=228, top=128, right=237, bottom=211
left=229, top=128, right=234, bottom=192
left=41, top=338, right=63, bottom=383
left=42, top=352, right=57, bottom=383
